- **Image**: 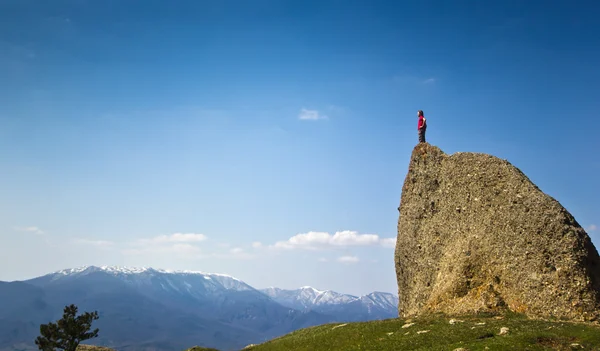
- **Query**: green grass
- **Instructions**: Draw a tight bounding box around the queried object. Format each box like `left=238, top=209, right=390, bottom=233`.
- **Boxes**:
left=66, top=314, right=600, bottom=351
left=243, top=313, right=600, bottom=351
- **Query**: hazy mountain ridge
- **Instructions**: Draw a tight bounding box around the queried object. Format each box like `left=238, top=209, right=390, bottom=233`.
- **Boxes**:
left=260, top=286, right=398, bottom=321
left=0, top=266, right=397, bottom=351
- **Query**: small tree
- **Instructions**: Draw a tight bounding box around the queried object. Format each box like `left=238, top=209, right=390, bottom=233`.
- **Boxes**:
left=35, top=304, right=100, bottom=351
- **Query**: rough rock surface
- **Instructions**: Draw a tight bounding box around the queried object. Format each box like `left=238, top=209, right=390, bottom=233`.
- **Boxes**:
left=395, top=143, right=600, bottom=321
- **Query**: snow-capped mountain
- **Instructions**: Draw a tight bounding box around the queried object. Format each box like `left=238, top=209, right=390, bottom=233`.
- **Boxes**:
left=360, top=291, right=399, bottom=311
left=261, top=286, right=358, bottom=309
left=0, top=266, right=397, bottom=351
left=36, top=265, right=254, bottom=296
left=260, top=286, right=398, bottom=321
left=10, top=265, right=333, bottom=351
left=53, top=265, right=247, bottom=284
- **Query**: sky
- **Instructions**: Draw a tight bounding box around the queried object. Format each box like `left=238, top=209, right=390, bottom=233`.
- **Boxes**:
left=0, top=0, right=599, bottom=296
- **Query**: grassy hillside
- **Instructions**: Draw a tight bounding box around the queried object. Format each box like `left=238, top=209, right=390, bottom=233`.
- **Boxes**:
left=47, top=313, right=600, bottom=350
left=243, top=313, right=600, bottom=351
left=76, top=346, right=218, bottom=351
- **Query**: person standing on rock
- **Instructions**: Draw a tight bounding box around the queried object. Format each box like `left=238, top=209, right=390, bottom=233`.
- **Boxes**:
left=417, top=110, right=427, bottom=143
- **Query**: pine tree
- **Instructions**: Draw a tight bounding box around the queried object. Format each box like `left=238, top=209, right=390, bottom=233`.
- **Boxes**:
left=35, top=304, right=100, bottom=351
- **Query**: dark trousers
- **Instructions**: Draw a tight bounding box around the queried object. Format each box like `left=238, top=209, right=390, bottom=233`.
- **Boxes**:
left=418, top=128, right=426, bottom=143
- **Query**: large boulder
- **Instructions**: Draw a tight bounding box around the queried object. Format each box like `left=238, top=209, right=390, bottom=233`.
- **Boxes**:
left=395, top=143, right=600, bottom=321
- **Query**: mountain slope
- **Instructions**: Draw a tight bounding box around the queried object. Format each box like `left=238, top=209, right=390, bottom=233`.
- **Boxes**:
left=2, top=271, right=255, bottom=351
left=28, top=267, right=335, bottom=340
left=0, top=266, right=397, bottom=351
left=0, top=266, right=339, bottom=351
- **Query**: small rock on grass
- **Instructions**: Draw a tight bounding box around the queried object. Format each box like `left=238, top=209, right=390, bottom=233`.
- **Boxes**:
left=453, top=348, right=469, bottom=351
left=332, top=323, right=348, bottom=330
left=401, top=322, right=415, bottom=328
left=417, top=330, right=430, bottom=334
left=498, top=327, right=509, bottom=335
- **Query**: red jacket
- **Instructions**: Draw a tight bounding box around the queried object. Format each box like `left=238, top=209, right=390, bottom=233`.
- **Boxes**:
left=418, top=116, right=426, bottom=130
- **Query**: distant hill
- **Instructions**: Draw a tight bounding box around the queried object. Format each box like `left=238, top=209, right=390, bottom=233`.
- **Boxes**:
left=0, top=266, right=397, bottom=351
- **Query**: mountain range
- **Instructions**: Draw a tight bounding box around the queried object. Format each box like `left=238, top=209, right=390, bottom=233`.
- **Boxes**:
left=0, top=266, right=398, bottom=351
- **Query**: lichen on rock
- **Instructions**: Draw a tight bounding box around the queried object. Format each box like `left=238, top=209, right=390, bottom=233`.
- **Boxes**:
left=395, top=143, right=600, bottom=321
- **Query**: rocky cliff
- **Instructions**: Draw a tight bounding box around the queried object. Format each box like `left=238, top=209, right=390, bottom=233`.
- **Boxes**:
left=394, top=143, right=600, bottom=321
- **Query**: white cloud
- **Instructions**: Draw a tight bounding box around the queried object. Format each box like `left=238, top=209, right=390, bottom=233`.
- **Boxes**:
left=337, top=256, right=359, bottom=264
left=298, top=108, right=327, bottom=120
left=270, top=230, right=395, bottom=250
left=135, top=233, right=207, bottom=245
left=588, top=224, right=597, bottom=232
left=252, top=242, right=263, bottom=249
left=230, top=247, right=244, bottom=254
left=14, top=226, right=44, bottom=235
left=73, top=239, right=114, bottom=247
left=422, top=78, right=436, bottom=84
left=318, top=258, right=329, bottom=262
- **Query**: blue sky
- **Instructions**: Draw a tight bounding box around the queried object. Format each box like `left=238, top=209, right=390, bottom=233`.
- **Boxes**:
left=0, top=0, right=598, bottom=296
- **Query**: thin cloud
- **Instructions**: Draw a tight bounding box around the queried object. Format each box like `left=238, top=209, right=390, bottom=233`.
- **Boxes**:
left=337, top=256, right=359, bottom=264
left=252, top=241, right=263, bottom=249
left=122, top=232, right=207, bottom=258
left=392, top=74, right=437, bottom=86
left=123, top=243, right=201, bottom=256
left=270, top=230, right=395, bottom=250
left=318, top=258, right=329, bottom=262
left=298, top=108, right=327, bottom=121
left=135, top=233, right=207, bottom=245
left=588, top=224, right=597, bottom=232
left=326, top=105, right=345, bottom=114
left=14, top=226, right=44, bottom=235
left=380, top=238, right=396, bottom=248
left=211, top=247, right=255, bottom=260
left=73, top=238, right=114, bottom=247
left=122, top=234, right=255, bottom=260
